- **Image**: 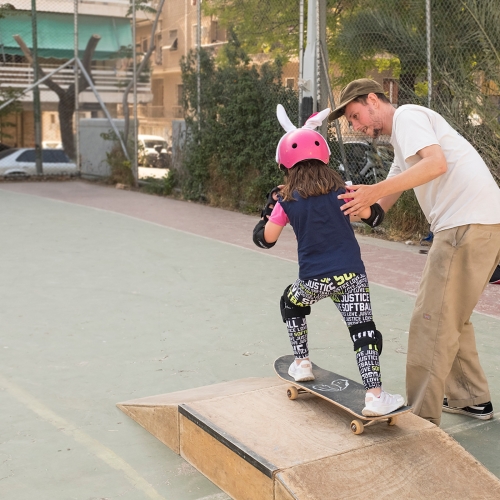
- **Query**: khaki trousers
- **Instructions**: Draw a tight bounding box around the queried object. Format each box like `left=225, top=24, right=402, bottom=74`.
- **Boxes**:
left=406, top=223, right=500, bottom=425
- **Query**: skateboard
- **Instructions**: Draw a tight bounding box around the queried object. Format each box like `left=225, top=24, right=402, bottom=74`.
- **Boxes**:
left=274, top=355, right=412, bottom=435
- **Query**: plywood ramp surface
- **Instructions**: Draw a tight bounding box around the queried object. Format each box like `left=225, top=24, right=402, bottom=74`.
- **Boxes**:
left=117, top=377, right=500, bottom=499
left=117, top=377, right=285, bottom=453
left=276, top=427, right=500, bottom=500
left=186, top=384, right=433, bottom=469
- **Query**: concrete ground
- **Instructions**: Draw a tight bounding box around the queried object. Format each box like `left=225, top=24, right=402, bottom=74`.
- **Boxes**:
left=0, top=180, right=499, bottom=500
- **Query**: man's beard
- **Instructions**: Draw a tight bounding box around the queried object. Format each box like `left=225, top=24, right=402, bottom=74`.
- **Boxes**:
left=368, top=109, right=382, bottom=139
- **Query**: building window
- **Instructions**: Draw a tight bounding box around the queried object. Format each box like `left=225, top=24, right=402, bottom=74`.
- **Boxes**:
left=210, top=20, right=218, bottom=43
left=166, top=29, right=178, bottom=51
left=192, top=24, right=198, bottom=46
left=286, top=78, right=295, bottom=89
left=177, top=85, right=184, bottom=106
left=152, top=80, right=164, bottom=107
left=141, top=38, right=148, bottom=53
left=155, top=33, right=162, bottom=64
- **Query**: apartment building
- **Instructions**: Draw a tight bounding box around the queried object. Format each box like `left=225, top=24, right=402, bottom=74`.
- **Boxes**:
left=0, top=0, right=149, bottom=147
left=133, top=0, right=226, bottom=141
left=0, top=0, right=300, bottom=149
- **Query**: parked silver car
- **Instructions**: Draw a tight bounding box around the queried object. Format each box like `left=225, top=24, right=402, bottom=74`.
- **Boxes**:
left=0, top=148, right=78, bottom=177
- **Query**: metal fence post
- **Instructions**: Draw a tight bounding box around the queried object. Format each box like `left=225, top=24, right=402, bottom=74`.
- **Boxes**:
left=132, top=0, right=138, bottom=184
left=197, top=0, right=201, bottom=130
left=426, top=0, right=432, bottom=109
left=74, top=0, right=80, bottom=172
left=31, top=0, right=43, bottom=174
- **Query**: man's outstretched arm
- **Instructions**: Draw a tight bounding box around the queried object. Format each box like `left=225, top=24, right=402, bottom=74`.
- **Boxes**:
left=338, top=144, right=447, bottom=215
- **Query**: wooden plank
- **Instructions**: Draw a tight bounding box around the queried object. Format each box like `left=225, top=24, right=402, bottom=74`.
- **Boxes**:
left=180, top=414, right=274, bottom=500
left=117, top=376, right=284, bottom=407
left=179, top=404, right=278, bottom=478
left=116, top=377, right=286, bottom=453
left=274, top=473, right=299, bottom=500
left=117, top=404, right=180, bottom=453
left=277, top=427, right=500, bottom=499
left=188, top=384, right=434, bottom=470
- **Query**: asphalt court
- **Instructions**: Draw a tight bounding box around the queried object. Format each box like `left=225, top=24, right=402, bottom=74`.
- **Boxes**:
left=0, top=182, right=499, bottom=499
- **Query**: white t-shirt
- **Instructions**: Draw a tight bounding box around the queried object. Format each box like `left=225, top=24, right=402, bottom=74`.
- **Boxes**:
left=387, top=104, right=500, bottom=233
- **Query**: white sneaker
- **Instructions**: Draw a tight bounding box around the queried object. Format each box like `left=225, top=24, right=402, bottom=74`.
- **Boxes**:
left=362, top=389, right=405, bottom=416
left=288, top=359, right=315, bottom=382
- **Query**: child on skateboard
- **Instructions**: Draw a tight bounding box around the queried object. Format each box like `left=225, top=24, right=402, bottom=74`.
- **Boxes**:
left=252, top=105, right=404, bottom=416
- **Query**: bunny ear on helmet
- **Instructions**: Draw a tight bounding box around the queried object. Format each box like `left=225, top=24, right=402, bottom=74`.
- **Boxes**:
left=302, top=107, right=331, bottom=130
left=276, top=104, right=297, bottom=133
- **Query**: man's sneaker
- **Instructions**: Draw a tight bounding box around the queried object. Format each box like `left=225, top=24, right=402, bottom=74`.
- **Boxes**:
left=362, top=390, right=405, bottom=416
left=442, top=397, right=493, bottom=420
left=288, top=359, right=315, bottom=382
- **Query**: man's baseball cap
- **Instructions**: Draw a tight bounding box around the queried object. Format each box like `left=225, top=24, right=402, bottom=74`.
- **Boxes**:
left=329, top=78, right=384, bottom=121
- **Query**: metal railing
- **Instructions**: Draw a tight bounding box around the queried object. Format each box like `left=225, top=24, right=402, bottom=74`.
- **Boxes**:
left=0, top=63, right=150, bottom=95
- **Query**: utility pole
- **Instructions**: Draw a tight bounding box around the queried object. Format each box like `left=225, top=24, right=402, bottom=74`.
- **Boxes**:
left=31, top=0, right=43, bottom=174
left=298, top=0, right=327, bottom=127
left=196, top=0, right=201, bottom=128
left=132, top=0, right=138, bottom=185
left=426, top=0, right=432, bottom=108
left=74, top=0, right=80, bottom=171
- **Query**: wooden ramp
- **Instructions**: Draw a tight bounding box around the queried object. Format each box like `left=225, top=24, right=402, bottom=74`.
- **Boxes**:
left=117, top=378, right=500, bottom=500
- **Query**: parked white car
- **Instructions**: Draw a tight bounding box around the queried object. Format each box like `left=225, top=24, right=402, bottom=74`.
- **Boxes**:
left=138, top=134, right=170, bottom=167
left=0, top=148, right=78, bottom=177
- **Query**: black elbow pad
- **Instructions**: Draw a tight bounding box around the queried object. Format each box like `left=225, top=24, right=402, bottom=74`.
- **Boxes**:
left=361, top=203, right=385, bottom=228
left=252, top=220, right=276, bottom=249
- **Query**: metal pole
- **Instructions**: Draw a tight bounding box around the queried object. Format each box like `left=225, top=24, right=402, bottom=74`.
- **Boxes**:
left=74, top=0, right=80, bottom=171
left=315, top=0, right=320, bottom=111
left=31, top=0, right=43, bottom=174
left=299, top=0, right=317, bottom=125
left=76, top=58, right=129, bottom=159
left=196, top=0, right=201, bottom=129
left=298, top=0, right=304, bottom=126
left=320, top=44, right=351, bottom=182
left=132, top=0, right=138, bottom=184
left=426, top=0, right=432, bottom=108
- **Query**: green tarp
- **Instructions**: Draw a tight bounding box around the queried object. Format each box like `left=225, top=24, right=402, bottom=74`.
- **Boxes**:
left=0, top=11, right=132, bottom=60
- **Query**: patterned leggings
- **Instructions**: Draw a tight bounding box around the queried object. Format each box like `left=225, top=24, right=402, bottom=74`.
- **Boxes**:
left=285, top=272, right=381, bottom=390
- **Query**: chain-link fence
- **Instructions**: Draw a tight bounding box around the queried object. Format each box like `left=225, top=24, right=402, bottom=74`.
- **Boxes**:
left=326, top=0, right=500, bottom=187
left=194, top=0, right=500, bottom=196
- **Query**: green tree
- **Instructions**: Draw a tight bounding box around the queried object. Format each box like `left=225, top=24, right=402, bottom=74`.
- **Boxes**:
left=333, top=0, right=500, bottom=182
left=179, top=32, right=298, bottom=208
left=204, top=0, right=358, bottom=60
left=0, top=88, right=22, bottom=144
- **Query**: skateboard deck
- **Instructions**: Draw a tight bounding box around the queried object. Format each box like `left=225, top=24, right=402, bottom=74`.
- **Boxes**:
left=274, top=355, right=412, bottom=434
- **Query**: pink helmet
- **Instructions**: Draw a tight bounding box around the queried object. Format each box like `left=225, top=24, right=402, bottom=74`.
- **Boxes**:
left=276, top=105, right=331, bottom=169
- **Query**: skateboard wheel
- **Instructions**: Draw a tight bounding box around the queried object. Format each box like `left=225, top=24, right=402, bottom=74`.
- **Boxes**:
left=350, top=420, right=364, bottom=435
left=388, top=416, right=398, bottom=426
left=287, top=386, right=299, bottom=400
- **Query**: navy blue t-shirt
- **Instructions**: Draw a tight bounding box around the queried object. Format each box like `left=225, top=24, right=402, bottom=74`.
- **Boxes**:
left=278, top=189, right=365, bottom=280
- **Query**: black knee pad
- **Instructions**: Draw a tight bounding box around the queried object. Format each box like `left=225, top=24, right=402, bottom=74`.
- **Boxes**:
left=280, top=285, right=311, bottom=323
left=349, top=321, right=383, bottom=355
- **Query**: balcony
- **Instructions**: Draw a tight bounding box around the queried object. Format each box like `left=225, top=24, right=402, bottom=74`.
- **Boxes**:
left=121, top=104, right=184, bottom=122
left=0, top=63, right=151, bottom=105
left=137, top=104, right=165, bottom=118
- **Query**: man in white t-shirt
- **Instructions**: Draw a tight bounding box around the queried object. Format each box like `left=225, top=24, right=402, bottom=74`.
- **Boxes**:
left=330, top=78, right=500, bottom=426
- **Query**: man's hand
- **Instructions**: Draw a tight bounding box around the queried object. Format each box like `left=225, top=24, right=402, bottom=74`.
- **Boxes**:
left=339, top=144, right=447, bottom=216
left=338, top=183, right=383, bottom=216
